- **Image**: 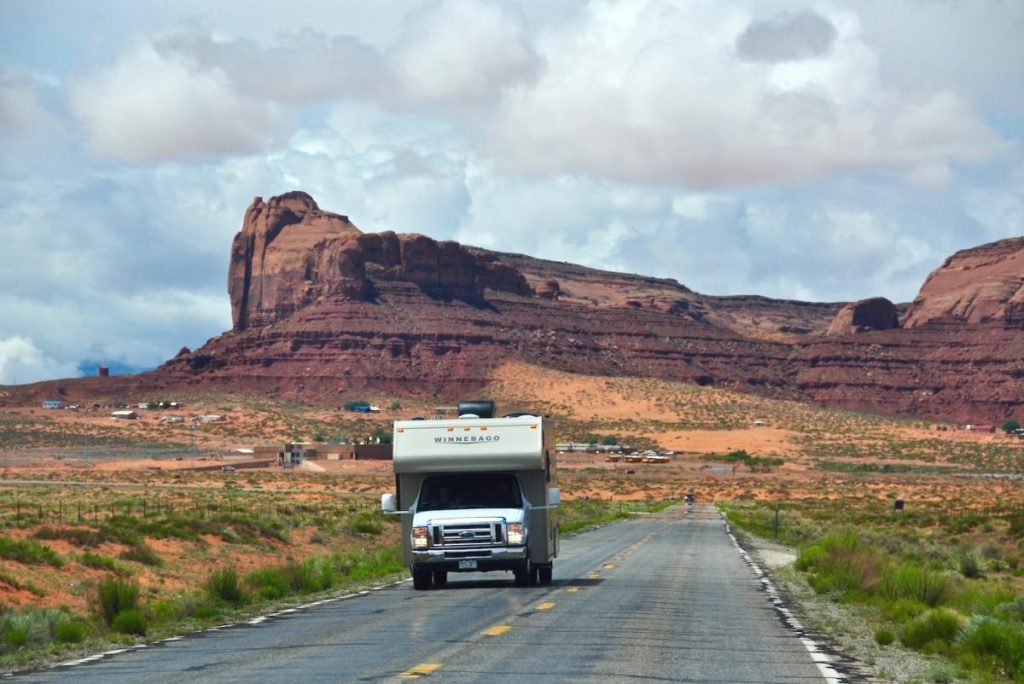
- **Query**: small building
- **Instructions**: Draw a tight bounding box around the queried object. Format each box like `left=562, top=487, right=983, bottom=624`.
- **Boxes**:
left=159, top=415, right=185, bottom=424
left=965, top=424, right=996, bottom=433
left=195, top=414, right=226, bottom=424
left=111, top=410, right=139, bottom=420
left=42, top=400, right=66, bottom=409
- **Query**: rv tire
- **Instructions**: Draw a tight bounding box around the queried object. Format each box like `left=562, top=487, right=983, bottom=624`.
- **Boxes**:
left=538, top=565, right=552, bottom=585
left=412, top=568, right=431, bottom=590
left=514, top=559, right=533, bottom=586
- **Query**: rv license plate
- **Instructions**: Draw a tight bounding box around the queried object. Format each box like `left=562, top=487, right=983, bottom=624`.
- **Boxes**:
left=458, top=560, right=477, bottom=570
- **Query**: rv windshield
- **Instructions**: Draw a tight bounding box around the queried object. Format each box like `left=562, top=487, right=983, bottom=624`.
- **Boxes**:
left=418, top=473, right=523, bottom=511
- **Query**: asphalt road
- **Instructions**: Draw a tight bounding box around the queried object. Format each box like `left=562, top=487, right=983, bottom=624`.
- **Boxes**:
left=12, top=505, right=839, bottom=683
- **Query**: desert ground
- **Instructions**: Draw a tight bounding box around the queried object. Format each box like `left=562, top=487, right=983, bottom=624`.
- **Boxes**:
left=1, top=360, right=1021, bottom=632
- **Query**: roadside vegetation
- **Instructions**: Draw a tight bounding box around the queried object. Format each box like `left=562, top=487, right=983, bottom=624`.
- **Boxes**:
left=722, top=499, right=1024, bottom=682
left=0, top=473, right=669, bottom=671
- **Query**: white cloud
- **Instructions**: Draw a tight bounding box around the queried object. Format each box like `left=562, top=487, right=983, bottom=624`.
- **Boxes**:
left=0, top=336, right=79, bottom=385
left=393, top=0, right=542, bottom=106
left=489, top=0, right=1009, bottom=188
left=67, top=41, right=291, bottom=163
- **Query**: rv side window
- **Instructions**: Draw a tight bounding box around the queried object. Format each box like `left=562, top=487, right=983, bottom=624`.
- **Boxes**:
left=418, top=474, right=522, bottom=511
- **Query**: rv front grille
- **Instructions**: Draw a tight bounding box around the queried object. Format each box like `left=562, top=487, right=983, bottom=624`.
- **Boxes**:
left=438, top=522, right=504, bottom=547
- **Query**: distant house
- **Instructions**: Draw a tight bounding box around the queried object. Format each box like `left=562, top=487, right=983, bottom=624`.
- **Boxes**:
left=751, top=419, right=767, bottom=427
left=111, top=410, right=139, bottom=420
left=159, top=415, right=184, bottom=424
left=42, top=400, right=66, bottom=409
left=965, top=424, right=996, bottom=433
left=196, top=414, right=226, bottom=424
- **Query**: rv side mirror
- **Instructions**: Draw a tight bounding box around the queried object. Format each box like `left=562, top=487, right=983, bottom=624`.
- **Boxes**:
left=547, top=487, right=560, bottom=507
left=381, top=493, right=396, bottom=513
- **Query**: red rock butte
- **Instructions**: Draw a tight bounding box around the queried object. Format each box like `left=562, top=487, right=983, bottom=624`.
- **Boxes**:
left=13, top=193, right=1024, bottom=423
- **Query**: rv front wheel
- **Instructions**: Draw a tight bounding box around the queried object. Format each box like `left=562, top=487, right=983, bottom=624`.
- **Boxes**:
left=412, top=568, right=431, bottom=590
left=538, top=565, right=552, bottom=585
left=514, top=559, right=533, bottom=586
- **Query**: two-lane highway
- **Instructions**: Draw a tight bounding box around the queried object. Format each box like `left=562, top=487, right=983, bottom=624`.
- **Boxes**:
left=13, top=505, right=837, bottom=682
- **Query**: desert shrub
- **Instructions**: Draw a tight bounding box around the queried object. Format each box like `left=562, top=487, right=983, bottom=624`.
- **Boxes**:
left=956, top=616, right=1024, bottom=677
left=874, top=627, right=896, bottom=646
left=798, top=533, right=883, bottom=598
left=2, top=625, right=28, bottom=649
left=246, top=567, right=291, bottom=601
left=0, top=536, right=64, bottom=567
left=32, top=526, right=103, bottom=547
left=110, top=608, right=147, bottom=636
left=95, top=577, right=140, bottom=626
left=0, top=607, right=73, bottom=650
left=54, top=620, right=86, bottom=644
left=995, top=597, right=1024, bottom=621
left=207, top=567, right=246, bottom=606
left=900, top=607, right=966, bottom=652
left=877, top=598, right=927, bottom=623
left=922, top=661, right=957, bottom=684
left=950, top=547, right=986, bottom=579
left=349, top=512, right=382, bottom=535
left=118, top=542, right=162, bottom=567
left=880, top=564, right=949, bottom=607
left=80, top=550, right=126, bottom=574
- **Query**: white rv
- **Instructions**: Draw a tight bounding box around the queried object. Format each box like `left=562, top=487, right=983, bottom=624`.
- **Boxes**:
left=382, top=401, right=560, bottom=590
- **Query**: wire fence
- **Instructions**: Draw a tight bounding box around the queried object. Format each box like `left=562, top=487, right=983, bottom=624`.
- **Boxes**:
left=0, top=494, right=379, bottom=529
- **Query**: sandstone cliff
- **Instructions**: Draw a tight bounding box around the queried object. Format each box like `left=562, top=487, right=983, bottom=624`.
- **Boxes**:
left=902, top=237, right=1024, bottom=328
left=230, top=192, right=531, bottom=330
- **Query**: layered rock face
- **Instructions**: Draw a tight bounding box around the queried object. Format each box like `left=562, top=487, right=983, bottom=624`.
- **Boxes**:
left=121, top=193, right=1024, bottom=422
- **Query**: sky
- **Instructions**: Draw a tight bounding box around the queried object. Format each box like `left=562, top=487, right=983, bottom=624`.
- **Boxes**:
left=0, top=0, right=1022, bottom=385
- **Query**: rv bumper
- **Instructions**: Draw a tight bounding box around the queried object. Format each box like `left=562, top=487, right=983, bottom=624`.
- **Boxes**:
left=411, top=546, right=527, bottom=572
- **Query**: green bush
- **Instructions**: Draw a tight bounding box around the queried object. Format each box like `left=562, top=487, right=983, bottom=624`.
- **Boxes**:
left=349, top=513, right=383, bottom=535
left=880, top=564, right=949, bottom=607
left=110, top=608, right=147, bottom=636
left=119, top=542, right=162, bottom=567
left=54, top=620, right=86, bottom=644
left=247, top=567, right=292, bottom=600
left=922, top=661, right=957, bottom=684
left=207, top=567, right=246, bottom=606
left=3, top=627, right=29, bottom=649
left=96, top=577, right=140, bottom=626
left=874, top=627, right=895, bottom=646
left=0, top=536, right=64, bottom=567
left=957, top=616, right=1024, bottom=677
left=950, top=547, right=986, bottom=579
left=900, top=608, right=966, bottom=651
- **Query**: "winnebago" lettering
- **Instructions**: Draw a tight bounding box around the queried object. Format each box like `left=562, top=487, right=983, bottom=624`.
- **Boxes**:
left=433, top=435, right=501, bottom=444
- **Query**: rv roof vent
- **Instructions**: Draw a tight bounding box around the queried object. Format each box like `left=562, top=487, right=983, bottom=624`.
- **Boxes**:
left=458, top=400, right=495, bottom=418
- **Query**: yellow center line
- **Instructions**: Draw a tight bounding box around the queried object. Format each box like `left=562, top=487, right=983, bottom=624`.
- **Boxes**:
left=566, top=586, right=580, bottom=593
left=535, top=601, right=556, bottom=611
left=588, top=573, right=600, bottom=579
left=603, top=563, right=615, bottom=569
left=399, top=663, right=442, bottom=679
left=482, top=624, right=512, bottom=636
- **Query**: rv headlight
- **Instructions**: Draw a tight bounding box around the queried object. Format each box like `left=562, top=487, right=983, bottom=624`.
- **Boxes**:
left=412, top=526, right=430, bottom=549
left=507, top=523, right=525, bottom=546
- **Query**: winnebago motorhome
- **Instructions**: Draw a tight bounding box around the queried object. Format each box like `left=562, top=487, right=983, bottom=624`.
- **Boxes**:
left=381, top=401, right=559, bottom=590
